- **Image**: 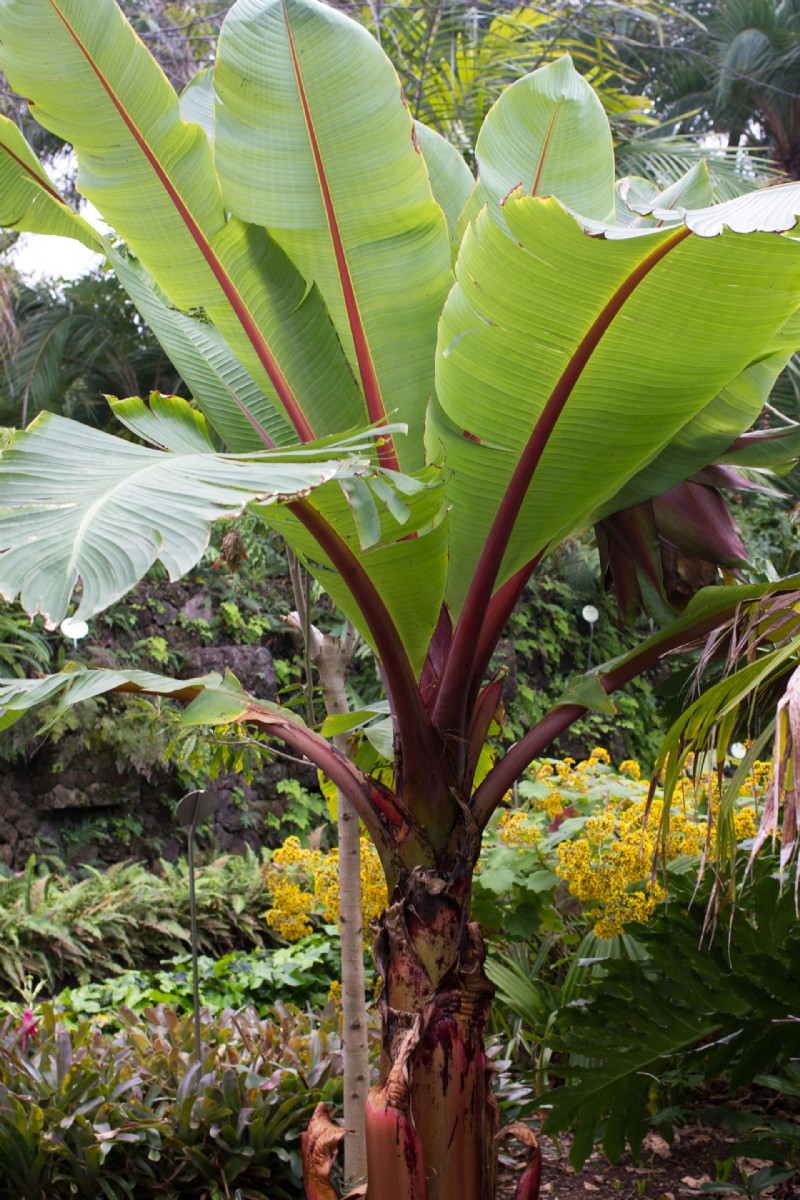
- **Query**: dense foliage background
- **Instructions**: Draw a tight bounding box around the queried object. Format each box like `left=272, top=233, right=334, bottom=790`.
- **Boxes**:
left=1, top=2, right=800, bottom=1196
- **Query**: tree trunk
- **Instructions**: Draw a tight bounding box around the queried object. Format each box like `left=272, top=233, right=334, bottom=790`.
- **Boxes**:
left=367, top=864, right=498, bottom=1200
left=285, top=598, right=371, bottom=1189
left=313, top=632, right=371, bottom=1189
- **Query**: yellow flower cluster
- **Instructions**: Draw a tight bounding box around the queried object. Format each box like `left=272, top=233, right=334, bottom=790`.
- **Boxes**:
left=556, top=807, right=666, bottom=939
left=533, top=748, right=616, bottom=820
left=327, top=979, right=342, bottom=1010
left=263, top=837, right=322, bottom=941
left=588, top=747, right=611, bottom=765
left=553, top=751, right=771, bottom=938
left=262, top=835, right=387, bottom=946
left=734, top=807, right=758, bottom=840
left=313, top=838, right=387, bottom=944
left=498, top=809, right=540, bottom=849
left=540, top=790, right=567, bottom=820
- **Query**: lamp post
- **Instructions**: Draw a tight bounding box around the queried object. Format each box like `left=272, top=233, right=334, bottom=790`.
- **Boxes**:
left=582, top=604, right=600, bottom=671
left=60, top=616, right=89, bottom=652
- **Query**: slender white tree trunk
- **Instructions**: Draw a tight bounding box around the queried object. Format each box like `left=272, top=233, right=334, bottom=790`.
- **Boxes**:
left=284, top=597, right=370, bottom=1187
left=312, top=626, right=370, bottom=1187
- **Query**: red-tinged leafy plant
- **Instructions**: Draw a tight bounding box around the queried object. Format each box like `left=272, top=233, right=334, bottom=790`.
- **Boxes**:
left=0, top=1000, right=346, bottom=1198
left=2, top=1, right=800, bottom=1196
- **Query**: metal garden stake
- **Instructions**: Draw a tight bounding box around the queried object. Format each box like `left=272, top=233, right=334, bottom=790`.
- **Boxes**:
left=176, top=788, right=218, bottom=1062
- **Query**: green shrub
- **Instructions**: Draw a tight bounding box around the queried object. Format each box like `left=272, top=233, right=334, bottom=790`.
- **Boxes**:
left=542, top=853, right=800, bottom=1174
left=0, top=600, right=51, bottom=678
left=52, top=937, right=342, bottom=1026
left=0, top=853, right=272, bottom=994
left=0, top=1002, right=347, bottom=1199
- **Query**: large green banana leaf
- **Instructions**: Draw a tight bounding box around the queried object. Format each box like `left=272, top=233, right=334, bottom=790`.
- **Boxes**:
left=0, top=137, right=448, bottom=678
left=0, top=0, right=362, bottom=448
left=592, top=334, right=800, bottom=521
left=181, top=64, right=472, bottom=269
left=199, top=45, right=462, bottom=679
left=0, top=1, right=452, bottom=673
left=432, top=188, right=800, bottom=615
left=456, top=54, right=615, bottom=238
left=0, top=115, right=99, bottom=249
left=0, top=395, right=409, bottom=625
left=213, top=0, right=453, bottom=469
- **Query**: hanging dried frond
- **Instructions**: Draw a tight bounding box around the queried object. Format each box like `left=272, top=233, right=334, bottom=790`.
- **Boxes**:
left=0, top=265, right=20, bottom=371
left=745, top=665, right=800, bottom=903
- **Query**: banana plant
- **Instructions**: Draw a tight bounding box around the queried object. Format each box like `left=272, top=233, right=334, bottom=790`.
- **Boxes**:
left=3, top=2, right=800, bottom=1196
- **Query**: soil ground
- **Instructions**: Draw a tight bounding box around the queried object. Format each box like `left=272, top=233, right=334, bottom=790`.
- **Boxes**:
left=497, top=1122, right=798, bottom=1199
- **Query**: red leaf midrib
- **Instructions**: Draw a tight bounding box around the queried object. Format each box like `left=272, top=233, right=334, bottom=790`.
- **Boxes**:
left=281, top=0, right=400, bottom=471
left=45, top=0, right=315, bottom=444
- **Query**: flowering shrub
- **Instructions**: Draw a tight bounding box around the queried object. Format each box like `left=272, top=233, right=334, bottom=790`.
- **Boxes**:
left=262, top=835, right=387, bottom=946
left=477, top=749, right=769, bottom=941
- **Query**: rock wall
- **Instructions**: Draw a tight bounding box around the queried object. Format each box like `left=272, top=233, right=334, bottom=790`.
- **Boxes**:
left=0, top=630, right=316, bottom=872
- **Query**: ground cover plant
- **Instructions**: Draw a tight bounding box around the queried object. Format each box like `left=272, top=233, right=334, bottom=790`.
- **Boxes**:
left=0, top=853, right=274, bottom=993
left=4, top=0, right=800, bottom=1195
left=0, top=1000, right=346, bottom=1199
left=51, top=938, right=343, bottom=1024
left=0, top=753, right=797, bottom=1195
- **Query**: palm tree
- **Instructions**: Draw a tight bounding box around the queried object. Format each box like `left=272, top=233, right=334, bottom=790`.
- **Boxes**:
left=360, top=0, right=673, bottom=160
left=0, top=270, right=184, bottom=429
left=642, top=0, right=800, bottom=179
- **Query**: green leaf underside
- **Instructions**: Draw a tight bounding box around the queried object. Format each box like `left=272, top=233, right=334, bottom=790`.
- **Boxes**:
left=265, top=481, right=448, bottom=679
left=559, top=673, right=617, bottom=715
left=181, top=672, right=251, bottom=725
left=0, top=407, right=381, bottom=625
left=0, top=0, right=362, bottom=448
left=593, top=336, right=799, bottom=520
left=107, top=387, right=446, bottom=677
left=431, top=194, right=800, bottom=615
left=615, top=161, right=713, bottom=230
left=457, top=55, right=615, bottom=239
left=0, top=114, right=101, bottom=250
left=0, top=665, right=307, bottom=736
left=213, top=0, right=453, bottom=469
left=179, top=67, right=215, bottom=137
left=319, top=702, right=391, bottom=738
left=0, top=668, right=223, bottom=733
left=720, top=423, right=800, bottom=468
left=105, top=248, right=301, bottom=451
left=414, top=120, right=474, bottom=249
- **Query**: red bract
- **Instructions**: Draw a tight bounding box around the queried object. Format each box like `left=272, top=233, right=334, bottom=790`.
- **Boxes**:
left=18, top=1008, right=37, bottom=1052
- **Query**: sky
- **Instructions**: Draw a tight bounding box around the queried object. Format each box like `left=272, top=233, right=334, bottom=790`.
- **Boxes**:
left=6, top=154, right=106, bottom=284
left=9, top=229, right=104, bottom=283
